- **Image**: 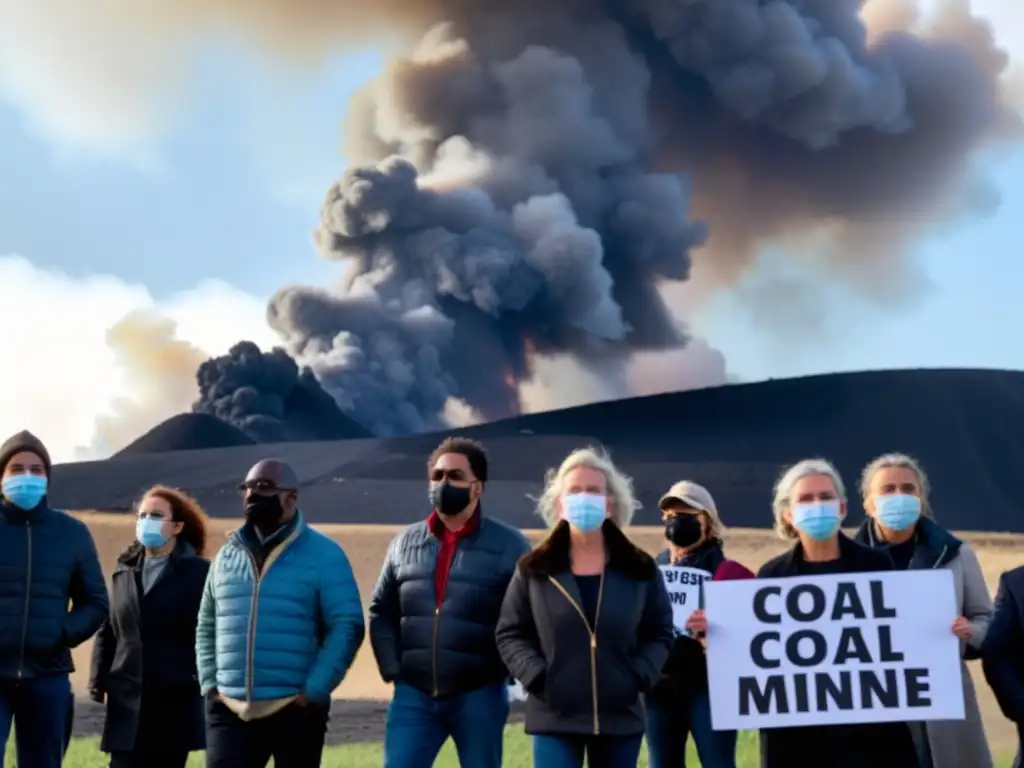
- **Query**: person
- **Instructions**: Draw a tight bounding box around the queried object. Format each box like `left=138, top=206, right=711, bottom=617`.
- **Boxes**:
left=982, top=564, right=1024, bottom=768
left=369, top=437, right=532, bottom=768
left=751, top=458, right=920, bottom=768
left=644, top=480, right=754, bottom=768
left=495, top=447, right=675, bottom=768
left=854, top=452, right=993, bottom=768
left=0, top=430, right=109, bottom=767
left=196, top=459, right=365, bottom=768
left=88, top=485, right=212, bottom=768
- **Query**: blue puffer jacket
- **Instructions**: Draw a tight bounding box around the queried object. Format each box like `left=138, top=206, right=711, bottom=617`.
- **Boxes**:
left=195, top=513, right=365, bottom=706
left=0, top=501, right=109, bottom=679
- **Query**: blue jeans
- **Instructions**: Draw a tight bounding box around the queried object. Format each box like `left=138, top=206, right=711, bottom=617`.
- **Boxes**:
left=532, top=733, right=643, bottom=768
left=383, top=681, right=508, bottom=768
left=645, top=692, right=737, bottom=768
left=0, top=673, right=73, bottom=768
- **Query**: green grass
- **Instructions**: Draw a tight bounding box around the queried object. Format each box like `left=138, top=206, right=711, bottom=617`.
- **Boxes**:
left=3, top=728, right=1016, bottom=766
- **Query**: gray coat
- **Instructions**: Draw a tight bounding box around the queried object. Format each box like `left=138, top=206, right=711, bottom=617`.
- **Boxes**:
left=858, top=517, right=993, bottom=768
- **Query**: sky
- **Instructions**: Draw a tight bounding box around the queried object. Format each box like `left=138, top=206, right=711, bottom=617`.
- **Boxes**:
left=0, top=1, right=1022, bottom=463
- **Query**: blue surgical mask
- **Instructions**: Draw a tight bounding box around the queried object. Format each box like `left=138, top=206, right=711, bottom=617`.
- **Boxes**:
left=562, top=493, right=606, bottom=532
left=2, top=474, right=47, bottom=511
left=875, top=493, right=921, bottom=531
left=791, top=501, right=842, bottom=541
left=136, top=518, right=170, bottom=549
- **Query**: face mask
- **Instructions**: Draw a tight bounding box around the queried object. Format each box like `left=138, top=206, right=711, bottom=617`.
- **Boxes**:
left=791, top=501, right=842, bottom=541
left=245, top=494, right=285, bottom=531
left=430, top=482, right=473, bottom=517
left=665, top=515, right=704, bottom=548
left=875, top=493, right=921, bottom=531
left=136, top=518, right=170, bottom=549
left=562, top=493, right=606, bottom=532
left=2, top=475, right=47, bottom=511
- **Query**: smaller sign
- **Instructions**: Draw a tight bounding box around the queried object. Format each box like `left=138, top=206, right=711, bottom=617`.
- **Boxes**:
left=659, top=565, right=713, bottom=633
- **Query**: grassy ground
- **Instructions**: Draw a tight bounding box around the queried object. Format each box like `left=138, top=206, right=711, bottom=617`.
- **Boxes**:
left=4, top=729, right=1017, bottom=767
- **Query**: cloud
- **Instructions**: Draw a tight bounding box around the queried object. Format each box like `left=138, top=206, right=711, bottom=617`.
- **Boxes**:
left=0, top=254, right=275, bottom=463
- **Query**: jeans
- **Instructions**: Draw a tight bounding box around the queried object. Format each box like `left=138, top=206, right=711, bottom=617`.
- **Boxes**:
left=0, top=673, right=73, bottom=768
left=204, top=698, right=328, bottom=768
left=532, top=733, right=643, bottom=768
left=645, top=692, right=737, bottom=768
left=383, top=681, right=509, bottom=768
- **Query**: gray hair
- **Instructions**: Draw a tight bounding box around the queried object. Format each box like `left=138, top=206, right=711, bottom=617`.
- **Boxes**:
left=535, top=447, right=640, bottom=528
left=860, top=452, right=933, bottom=517
left=771, top=458, right=847, bottom=540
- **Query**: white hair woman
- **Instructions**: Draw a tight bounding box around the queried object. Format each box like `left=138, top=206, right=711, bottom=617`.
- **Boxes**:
left=756, top=459, right=920, bottom=768
left=495, top=447, right=674, bottom=768
left=855, top=452, right=994, bottom=768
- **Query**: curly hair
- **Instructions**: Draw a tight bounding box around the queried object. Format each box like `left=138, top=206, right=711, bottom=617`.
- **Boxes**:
left=139, top=485, right=210, bottom=556
left=535, top=447, right=640, bottom=528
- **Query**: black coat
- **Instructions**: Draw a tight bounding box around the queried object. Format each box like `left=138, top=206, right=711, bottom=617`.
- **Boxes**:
left=495, top=520, right=675, bottom=737
left=0, top=501, right=108, bottom=679
left=88, top=540, right=209, bottom=754
left=983, top=564, right=1024, bottom=761
left=755, top=534, right=921, bottom=768
left=368, top=511, right=532, bottom=698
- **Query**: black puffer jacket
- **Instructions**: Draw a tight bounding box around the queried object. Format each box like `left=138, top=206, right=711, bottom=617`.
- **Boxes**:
left=496, top=521, right=675, bottom=737
left=368, top=510, right=531, bottom=698
left=0, top=501, right=109, bottom=679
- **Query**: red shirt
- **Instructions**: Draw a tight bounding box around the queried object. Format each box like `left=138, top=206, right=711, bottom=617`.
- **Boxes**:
left=428, top=508, right=481, bottom=608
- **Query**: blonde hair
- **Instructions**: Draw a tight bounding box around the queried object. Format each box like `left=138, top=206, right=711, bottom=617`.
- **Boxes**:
left=860, top=452, right=933, bottom=518
left=771, top=458, right=846, bottom=540
left=535, top=447, right=640, bottom=528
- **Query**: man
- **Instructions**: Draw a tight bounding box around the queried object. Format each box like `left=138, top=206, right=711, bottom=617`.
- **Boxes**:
left=983, top=564, right=1024, bottom=768
left=196, top=459, right=365, bottom=768
left=370, top=436, right=532, bottom=768
left=0, top=430, right=108, bottom=767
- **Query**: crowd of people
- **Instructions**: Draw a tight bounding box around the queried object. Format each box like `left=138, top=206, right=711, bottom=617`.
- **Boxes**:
left=0, top=427, right=1022, bottom=768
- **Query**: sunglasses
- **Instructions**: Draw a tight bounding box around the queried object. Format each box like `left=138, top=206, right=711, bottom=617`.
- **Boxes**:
left=236, top=479, right=294, bottom=495
left=430, top=469, right=470, bottom=483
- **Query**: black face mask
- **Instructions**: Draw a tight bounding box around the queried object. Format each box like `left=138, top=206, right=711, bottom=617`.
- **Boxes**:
left=429, top=482, right=472, bottom=517
left=245, top=494, right=285, bottom=532
left=666, top=514, right=704, bottom=548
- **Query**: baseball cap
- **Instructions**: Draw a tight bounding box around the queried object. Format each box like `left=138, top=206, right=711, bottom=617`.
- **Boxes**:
left=659, top=480, right=718, bottom=515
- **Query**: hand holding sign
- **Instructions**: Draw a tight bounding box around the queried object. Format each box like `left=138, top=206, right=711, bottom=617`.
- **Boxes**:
left=687, top=609, right=708, bottom=644
left=659, top=565, right=712, bottom=634
left=951, top=616, right=972, bottom=641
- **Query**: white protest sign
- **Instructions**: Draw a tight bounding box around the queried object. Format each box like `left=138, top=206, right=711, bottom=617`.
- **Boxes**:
left=659, top=565, right=712, bottom=633
left=704, top=569, right=964, bottom=731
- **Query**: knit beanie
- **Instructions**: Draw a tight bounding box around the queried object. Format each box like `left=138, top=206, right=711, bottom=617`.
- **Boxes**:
left=0, top=431, right=52, bottom=477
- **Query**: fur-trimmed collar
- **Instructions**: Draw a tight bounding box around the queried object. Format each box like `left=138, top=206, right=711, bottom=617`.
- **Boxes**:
left=520, top=519, right=657, bottom=581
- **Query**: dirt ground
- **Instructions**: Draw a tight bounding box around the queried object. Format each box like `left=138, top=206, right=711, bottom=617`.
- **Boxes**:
left=69, top=513, right=1024, bottom=753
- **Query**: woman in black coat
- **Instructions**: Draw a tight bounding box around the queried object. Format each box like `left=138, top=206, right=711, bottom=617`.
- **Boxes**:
left=88, top=485, right=212, bottom=768
left=495, top=448, right=675, bottom=768
left=754, top=458, right=920, bottom=768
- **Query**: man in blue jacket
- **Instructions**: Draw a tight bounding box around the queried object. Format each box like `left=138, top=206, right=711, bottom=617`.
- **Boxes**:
left=0, top=430, right=109, bottom=767
left=369, top=437, right=532, bottom=768
left=196, top=458, right=365, bottom=768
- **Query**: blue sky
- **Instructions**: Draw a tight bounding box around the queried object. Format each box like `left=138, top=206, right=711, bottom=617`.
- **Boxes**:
left=0, top=9, right=1021, bottom=461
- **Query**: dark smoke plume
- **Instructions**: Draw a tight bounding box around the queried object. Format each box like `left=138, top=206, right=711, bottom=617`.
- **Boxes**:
left=193, top=341, right=373, bottom=441
left=188, top=0, right=1017, bottom=435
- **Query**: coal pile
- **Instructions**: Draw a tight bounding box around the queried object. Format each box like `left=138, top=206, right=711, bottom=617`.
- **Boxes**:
left=54, top=369, right=1024, bottom=532
left=115, top=413, right=256, bottom=456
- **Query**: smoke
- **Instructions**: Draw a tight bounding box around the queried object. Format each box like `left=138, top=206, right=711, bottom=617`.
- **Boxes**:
left=193, top=341, right=374, bottom=441
left=8, top=0, right=1019, bottom=438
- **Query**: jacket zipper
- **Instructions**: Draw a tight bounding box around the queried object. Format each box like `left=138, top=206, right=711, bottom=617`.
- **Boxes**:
left=17, top=522, right=32, bottom=680
left=432, top=606, right=440, bottom=697
left=547, top=572, right=605, bottom=734
left=241, top=529, right=299, bottom=702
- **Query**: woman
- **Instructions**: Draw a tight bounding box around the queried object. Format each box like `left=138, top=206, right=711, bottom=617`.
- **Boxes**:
left=645, top=480, right=753, bottom=768
left=88, top=485, right=211, bottom=768
left=751, top=458, right=921, bottom=768
left=495, top=447, right=674, bottom=768
left=855, top=452, right=994, bottom=768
